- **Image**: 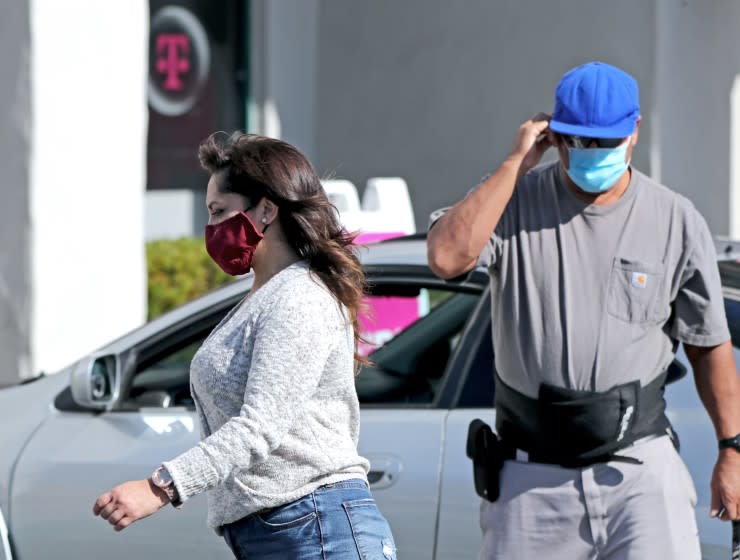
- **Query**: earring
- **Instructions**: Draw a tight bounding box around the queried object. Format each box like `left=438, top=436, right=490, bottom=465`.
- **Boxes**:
left=261, top=218, right=268, bottom=224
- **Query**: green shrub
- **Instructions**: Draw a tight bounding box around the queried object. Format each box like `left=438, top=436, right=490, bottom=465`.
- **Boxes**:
left=146, top=237, right=234, bottom=320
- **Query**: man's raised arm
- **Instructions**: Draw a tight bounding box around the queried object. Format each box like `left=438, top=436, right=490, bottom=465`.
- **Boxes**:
left=427, top=114, right=551, bottom=279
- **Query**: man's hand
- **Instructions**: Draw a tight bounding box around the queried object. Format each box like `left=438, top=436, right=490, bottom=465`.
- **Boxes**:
left=712, top=449, right=740, bottom=520
left=509, top=112, right=552, bottom=178
left=427, top=111, right=554, bottom=280
left=93, top=479, right=170, bottom=531
left=685, top=341, right=740, bottom=522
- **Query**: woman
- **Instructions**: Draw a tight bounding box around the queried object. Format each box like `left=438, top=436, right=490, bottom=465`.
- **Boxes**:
left=93, top=132, right=397, bottom=560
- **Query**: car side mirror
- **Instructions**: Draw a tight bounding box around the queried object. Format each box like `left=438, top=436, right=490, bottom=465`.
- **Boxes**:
left=70, top=354, right=119, bottom=410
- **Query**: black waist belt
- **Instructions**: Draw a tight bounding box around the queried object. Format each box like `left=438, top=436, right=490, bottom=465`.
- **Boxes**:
left=494, top=370, right=672, bottom=468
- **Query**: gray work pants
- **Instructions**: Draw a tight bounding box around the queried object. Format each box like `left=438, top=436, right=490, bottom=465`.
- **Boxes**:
left=479, top=435, right=700, bottom=559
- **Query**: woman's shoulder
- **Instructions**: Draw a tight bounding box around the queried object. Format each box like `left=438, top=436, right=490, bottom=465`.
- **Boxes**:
left=273, top=261, right=332, bottom=297
left=263, top=262, right=344, bottom=319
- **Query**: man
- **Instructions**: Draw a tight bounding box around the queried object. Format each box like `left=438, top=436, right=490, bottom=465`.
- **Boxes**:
left=428, top=61, right=740, bottom=559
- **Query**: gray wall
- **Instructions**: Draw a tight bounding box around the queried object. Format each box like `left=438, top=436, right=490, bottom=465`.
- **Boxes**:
left=0, top=1, right=31, bottom=387
left=251, top=0, right=320, bottom=162
left=314, top=0, right=656, bottom=230
left=655, top=0, right=740, bottom=236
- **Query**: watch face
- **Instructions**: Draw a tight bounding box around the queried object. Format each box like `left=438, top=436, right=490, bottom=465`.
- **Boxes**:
left=720, top=434, right=740, bottom=450
left=154, top=467, right=173, bottom=486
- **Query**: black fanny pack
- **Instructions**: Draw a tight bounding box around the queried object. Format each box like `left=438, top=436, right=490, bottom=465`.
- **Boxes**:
left=494, top=370, right=673, bottom=468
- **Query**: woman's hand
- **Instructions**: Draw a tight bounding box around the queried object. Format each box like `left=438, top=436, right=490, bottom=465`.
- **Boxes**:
left=93, top=479, right=170, bottom=531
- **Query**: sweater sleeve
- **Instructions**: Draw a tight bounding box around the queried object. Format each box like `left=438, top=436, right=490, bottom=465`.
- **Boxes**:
left=163, top=285, right=340, bottom=502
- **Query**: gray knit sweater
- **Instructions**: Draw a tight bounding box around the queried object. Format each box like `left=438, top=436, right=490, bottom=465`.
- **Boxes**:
left=163, top=261, right=370, bottom=530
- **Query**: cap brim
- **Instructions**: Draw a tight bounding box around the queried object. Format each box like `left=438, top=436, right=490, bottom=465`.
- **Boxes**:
left=549, top=119, right=637, bottom=139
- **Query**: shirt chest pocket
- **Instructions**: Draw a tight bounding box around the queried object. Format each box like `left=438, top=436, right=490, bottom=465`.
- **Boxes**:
left=607, top=258, right=668, bottom=324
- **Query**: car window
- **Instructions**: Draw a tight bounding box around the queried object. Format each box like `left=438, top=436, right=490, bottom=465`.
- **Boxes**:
left=123, top=278, right=483, bottom=410
left=724, top=296, right=740, bottom=348
left=719, top=260, right=740, bottom=290
left=356, top=284, right=480, bottom=406
left=455, top=318, right=496, bottom=408
left=128, top=340, right=202, bottom=408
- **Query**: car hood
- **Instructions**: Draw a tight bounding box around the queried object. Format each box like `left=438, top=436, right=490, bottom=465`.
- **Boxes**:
left=0, top=368, right=72, bottom=515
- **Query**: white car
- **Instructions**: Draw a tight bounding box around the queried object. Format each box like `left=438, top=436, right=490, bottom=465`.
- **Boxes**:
left=0, top=236, right=738, bottom=559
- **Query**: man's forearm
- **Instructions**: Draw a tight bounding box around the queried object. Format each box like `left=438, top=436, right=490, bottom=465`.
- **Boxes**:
left=427, top=156, right=522, bottom=279
left=686, top=341, right=740, bottom=439
left=427, top=114, right=552, bottom=279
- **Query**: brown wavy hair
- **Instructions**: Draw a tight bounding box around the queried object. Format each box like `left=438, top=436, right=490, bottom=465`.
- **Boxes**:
left=198, top=132, right=367, bottom=367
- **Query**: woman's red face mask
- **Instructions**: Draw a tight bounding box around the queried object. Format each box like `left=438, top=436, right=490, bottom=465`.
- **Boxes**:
left=204, top=209, right=265, bottom=275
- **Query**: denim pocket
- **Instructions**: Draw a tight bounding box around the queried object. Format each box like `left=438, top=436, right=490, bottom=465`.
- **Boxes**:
left=256, top=495, right=317, bottom=531
left=343, top=498, right=397, bottom=560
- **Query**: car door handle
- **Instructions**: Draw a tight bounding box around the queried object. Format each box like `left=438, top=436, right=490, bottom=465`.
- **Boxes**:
left=366, top=455, right=402, bottom=490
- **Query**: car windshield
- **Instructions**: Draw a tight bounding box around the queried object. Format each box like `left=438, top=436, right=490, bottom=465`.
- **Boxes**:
left=719, top=260, right=740, bottom=348
left=719, top=260, right=740, bottom=290
left=724, top=296, right=740, bottom=349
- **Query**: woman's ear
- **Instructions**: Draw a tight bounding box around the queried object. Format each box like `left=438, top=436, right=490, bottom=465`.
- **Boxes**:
left=260, top=199, right=279, bottom=226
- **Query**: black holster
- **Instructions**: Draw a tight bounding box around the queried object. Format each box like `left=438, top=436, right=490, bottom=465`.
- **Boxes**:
left=467, top=371, right=676, bottom=502
left=466, top=419, right=511, bottom=502
left=494, top=370, right=674, bottom=468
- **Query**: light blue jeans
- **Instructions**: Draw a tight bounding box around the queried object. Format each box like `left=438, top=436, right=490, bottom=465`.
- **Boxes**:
left=222, top=479, right=397, bottom=559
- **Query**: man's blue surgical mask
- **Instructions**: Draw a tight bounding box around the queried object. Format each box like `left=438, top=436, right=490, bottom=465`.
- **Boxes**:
left=566, top=140, right=630, bottom=193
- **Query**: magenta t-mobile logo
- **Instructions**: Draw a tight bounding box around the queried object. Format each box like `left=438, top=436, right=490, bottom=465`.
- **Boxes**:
left=155, top=33, right=190, bottom=91
left=148, top=6, right=209, bottom=116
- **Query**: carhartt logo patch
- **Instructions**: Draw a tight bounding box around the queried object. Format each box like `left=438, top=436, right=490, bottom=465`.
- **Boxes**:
left=631, top=272, right=647, bottom=288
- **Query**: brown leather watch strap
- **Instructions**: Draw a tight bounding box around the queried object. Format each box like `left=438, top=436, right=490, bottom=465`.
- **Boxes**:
left=151, top=466, right=183, bottom=509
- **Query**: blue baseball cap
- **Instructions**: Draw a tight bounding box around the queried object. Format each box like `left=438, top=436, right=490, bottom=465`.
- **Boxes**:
left=549, top=61, right=640, bottom=139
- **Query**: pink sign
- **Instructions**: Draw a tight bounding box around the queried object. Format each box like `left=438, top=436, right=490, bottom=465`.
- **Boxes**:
left=355, top=231, right=405, bottom=245
left=356, top=231, right=420, bottom=356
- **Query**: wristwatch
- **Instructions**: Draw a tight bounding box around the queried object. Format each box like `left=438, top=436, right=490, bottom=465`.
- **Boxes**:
left=718, top=433, right=740, bottom=452
left=150, top=466, right=182, bottom=508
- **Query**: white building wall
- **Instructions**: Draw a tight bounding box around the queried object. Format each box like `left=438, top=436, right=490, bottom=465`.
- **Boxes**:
left=0, top=1, right=33, bottom=385
left=29, top=0, right=148, bottom=376
left=145, top=190, right=197, bottom=241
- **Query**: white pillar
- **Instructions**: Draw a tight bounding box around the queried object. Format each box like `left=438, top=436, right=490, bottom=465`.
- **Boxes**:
left=30, top=0, right=148, bottom=375
left=0, top=0, right=32, bottom=386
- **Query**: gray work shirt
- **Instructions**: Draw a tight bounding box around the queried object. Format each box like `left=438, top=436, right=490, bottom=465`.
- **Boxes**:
left=434, top=161, right=730, bottom=398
